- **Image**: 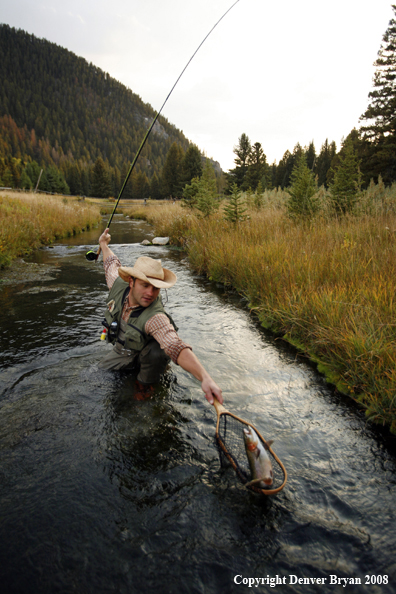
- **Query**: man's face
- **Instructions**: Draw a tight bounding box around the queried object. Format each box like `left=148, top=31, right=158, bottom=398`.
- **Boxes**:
left=129, top=278, right=160, bottom=307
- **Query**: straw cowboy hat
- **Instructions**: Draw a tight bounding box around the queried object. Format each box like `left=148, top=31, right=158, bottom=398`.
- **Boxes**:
left=118, top=256, right=177, bottom=289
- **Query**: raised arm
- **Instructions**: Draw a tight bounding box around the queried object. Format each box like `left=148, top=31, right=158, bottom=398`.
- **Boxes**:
left=98, top=228, right=115, bottom=262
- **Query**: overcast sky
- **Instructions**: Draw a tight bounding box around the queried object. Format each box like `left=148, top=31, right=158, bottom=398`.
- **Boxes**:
left=1, top=0, right=394, bottom=171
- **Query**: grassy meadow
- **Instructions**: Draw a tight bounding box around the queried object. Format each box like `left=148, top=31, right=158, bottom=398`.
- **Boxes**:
left=125, top=186, right=396, bottom=433
left=1, top=187, right=395, bottom=432
left=0, top=191, right=101, bottom=267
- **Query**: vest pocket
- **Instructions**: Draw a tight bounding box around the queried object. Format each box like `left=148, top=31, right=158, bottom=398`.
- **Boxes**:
left=124, top=324, right=147, bottom=351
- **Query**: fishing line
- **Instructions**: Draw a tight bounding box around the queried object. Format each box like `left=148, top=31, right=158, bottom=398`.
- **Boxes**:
left=86, top=0, right=241, bottom=261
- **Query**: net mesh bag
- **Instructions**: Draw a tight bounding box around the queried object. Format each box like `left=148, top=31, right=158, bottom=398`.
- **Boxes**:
left=216, top=412, right=287, bottom=495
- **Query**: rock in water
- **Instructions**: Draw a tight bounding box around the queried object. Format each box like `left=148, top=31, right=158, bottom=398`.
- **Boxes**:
left=152, top=237, right=169, bottom=245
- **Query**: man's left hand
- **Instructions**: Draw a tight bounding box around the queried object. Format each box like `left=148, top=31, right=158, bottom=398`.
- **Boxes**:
left=202, top=377, right=223, bottom=405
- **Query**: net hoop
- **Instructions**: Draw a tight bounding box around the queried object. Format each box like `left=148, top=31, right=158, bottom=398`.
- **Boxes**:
left=215, top=407, right=287, bottom=496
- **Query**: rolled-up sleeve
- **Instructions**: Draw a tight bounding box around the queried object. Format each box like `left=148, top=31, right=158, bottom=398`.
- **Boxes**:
left=104, top=254, right=121, bottom=290
left=145, top=314, right=192, bottom=364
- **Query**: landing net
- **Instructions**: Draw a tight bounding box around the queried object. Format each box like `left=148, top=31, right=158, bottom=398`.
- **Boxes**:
left=216, top=412, right=287, bottom=495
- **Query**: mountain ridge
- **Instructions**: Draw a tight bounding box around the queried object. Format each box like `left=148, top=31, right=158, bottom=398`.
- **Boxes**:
left=0, top=23, right=222, bottom=194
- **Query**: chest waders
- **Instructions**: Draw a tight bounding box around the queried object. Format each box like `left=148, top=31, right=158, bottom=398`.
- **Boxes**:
left=101, top=278, right=178, bottom=378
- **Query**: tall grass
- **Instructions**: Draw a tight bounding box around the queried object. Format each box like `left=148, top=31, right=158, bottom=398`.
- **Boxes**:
left=0, top=191, right=101, bottom=267
left=125, top=188, right=396, bottom=433
left=125, top=201, right=197, bottom=247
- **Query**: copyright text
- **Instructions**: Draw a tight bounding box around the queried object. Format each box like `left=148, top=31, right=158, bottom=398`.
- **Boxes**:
left=233, top=574, right=389, bottom=588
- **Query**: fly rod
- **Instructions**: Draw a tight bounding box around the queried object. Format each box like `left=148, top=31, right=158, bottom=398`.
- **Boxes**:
left=86, top=0, right=241, bottom=261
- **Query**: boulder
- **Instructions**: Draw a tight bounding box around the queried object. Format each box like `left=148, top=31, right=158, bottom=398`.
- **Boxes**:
left=152, top=237, right=170, bottom=245
left=140, top=239, right=151, bottom=246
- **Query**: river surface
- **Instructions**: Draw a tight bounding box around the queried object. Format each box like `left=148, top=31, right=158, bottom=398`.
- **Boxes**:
left=0, top=216, right=395, bottom=594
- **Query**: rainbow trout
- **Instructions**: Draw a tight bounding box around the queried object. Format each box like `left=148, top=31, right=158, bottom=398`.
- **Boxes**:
left=243, top=425, right=274, bottom=488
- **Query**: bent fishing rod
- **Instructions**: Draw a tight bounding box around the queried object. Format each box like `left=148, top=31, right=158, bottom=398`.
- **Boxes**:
left=86, top=0, right=241, bottom=262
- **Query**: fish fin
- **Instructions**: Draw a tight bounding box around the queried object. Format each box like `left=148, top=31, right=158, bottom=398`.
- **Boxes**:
left=245, top=477, right=266, bottom=489
left=264, top=439, right=274, bottom=449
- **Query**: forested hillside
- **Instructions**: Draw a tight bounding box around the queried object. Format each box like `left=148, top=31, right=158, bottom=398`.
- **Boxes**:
left=3, top=4, right=396, bottom=200
left=0, top=24, right=203, bottom=197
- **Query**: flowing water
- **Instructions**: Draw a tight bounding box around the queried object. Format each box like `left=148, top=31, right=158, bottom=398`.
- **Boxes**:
left=0, top=216, right=395, bottom=594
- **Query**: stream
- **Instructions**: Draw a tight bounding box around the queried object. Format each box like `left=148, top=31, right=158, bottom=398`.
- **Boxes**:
left=0, top=216, right=395, bottom=594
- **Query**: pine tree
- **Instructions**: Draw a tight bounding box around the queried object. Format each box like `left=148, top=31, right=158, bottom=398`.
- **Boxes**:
left=360, top=6, right=396, bottom=183
left=20, top=168, right=33, bottom=189
left=274, top=150, right=292, bottom=188
left=67, top=163, right=82, bottom=195
left=260, top=163, right=272, bottom=190
left=287, top=153, right=318, bottom=219
left=2, top=167, right=13, bottom=187
left=195, top=159, right=219, bottom=217
left=120, top=163, right=133, bottom=199
left=91, top=157, right=111, bottom=197
left=111, top=166, right=121, bottom=198
left=329, top=137, right=362, bottom=214
left=80, top=167, right=91, bottom=197
left=226, top=133, right=251, bottom=192
left=223, top=183, right=248, bottom=223
left=134, top=171, right=150, bottom=200
left=182, top=177, right=200, bottom=209
left=45, top=166, right=70, bottom=194
left=150, top=173, right=162, bottom=200
left=9, top=157, right=22, bottom=188
left=161, top=142, right=185, bottom=198
left=38, top=169, right=50, bottom=192
left=275, top=143, right=303, bottom=189
left=182, top=144, right=203, bottom=186
left=245, top=142, right=268, bottom=191
left=305, top=141, right=316, bottom=170
left=315, top=139, right=337, bottom=187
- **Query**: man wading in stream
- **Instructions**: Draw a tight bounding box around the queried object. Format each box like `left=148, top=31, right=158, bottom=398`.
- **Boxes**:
left=98, top=228, right=223, bottom=403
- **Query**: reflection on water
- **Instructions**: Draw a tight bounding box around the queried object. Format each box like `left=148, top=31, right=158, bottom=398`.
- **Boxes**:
left=0, top=217, right=395, bottom=593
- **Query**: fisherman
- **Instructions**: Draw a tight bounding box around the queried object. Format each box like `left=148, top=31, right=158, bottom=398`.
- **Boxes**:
left=98, top=228, right=223, bottom=404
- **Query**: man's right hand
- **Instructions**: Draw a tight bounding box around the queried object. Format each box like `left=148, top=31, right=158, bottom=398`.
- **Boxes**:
left=98, top=228, right=114, bottom=262
left=99, top=228, right=111, bottom=247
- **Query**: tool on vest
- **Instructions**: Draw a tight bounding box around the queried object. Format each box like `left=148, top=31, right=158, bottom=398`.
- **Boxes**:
left=101, top=319, right=118, bottom=343
left=108, top=321, right=118, bottom=343
left=85, top=0, right=241, bottom=263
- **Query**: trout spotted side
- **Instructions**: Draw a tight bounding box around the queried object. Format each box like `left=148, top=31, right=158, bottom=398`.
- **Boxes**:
left=243, top=425, right=274, bottom=488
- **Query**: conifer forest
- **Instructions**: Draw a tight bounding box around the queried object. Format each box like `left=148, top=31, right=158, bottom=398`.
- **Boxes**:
left=1, top=8, right=396, bottom=198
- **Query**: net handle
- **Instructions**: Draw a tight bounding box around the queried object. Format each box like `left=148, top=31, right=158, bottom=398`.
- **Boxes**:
left=213, top=397, right=227, bottom=415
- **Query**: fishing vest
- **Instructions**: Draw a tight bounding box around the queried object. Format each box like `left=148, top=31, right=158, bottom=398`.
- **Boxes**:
left=104, top=277, right=177, bottom=353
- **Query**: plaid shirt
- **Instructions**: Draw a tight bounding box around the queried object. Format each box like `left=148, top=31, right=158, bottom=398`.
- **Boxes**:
left=104, top=254, right=191, bottom=364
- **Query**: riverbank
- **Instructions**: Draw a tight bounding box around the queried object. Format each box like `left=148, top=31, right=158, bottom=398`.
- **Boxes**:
left=0, top=191, right=101, bottom=268
left=125, top=198, right=396, bottom=434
